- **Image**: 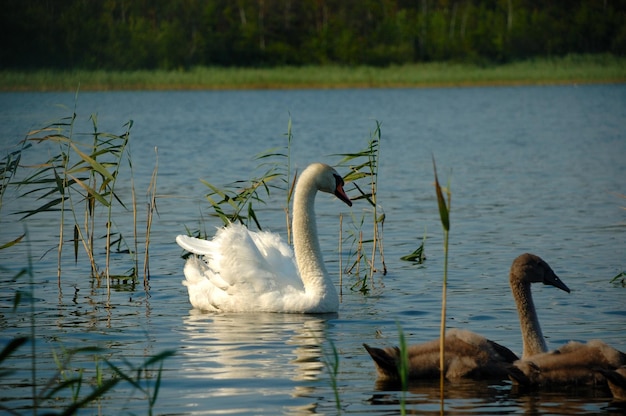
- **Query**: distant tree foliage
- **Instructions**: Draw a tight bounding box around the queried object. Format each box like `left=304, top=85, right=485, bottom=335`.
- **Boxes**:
left=2, top=0, right=625, bottom=69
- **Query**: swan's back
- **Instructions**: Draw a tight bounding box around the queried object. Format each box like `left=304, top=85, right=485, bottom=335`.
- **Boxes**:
left=364, top=328, right=518, bottom=381
left=509, top=340, right=626, bottom=387
left=177, top=225, right=309, bottom=312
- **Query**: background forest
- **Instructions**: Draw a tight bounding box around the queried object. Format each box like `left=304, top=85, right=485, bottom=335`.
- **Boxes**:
left=2, top=0, right=626, bottom=70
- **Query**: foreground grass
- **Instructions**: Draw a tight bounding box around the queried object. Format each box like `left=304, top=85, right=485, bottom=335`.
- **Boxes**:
left=1, top=54, right=625, bottom=91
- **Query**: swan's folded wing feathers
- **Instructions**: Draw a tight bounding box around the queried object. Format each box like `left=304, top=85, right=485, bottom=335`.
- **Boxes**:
left=213, top=225, right=284, bottom=293
left=183, top=256, right=229, bottom=291
left=250, top=230, right=302, bottom=290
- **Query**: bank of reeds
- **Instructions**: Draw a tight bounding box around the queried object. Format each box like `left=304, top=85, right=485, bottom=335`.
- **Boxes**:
left=1, top=54, right=624, bottom=91
left=337, top=121, right=386, bottom=293
left=0, top=106, right=173, bottom=413
left=1, top=106, right=158, bottom=293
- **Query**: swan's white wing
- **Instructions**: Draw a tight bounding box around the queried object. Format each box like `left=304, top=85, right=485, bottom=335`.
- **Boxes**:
left=249, top=230, right=302, bottom=290
left=176, top=234, right=215, bottom=255
left=176, top=224, right=303, bottom=311
left=210, top=225, right=301, bottom=292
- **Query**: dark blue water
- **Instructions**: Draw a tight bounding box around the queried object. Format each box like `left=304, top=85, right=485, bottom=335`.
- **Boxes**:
left=1, top=85, right=625, bottom=414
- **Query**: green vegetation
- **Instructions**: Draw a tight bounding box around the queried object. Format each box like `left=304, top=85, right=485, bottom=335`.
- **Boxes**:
left=3, top=1, right=625, bottom=70
left=611, top=271, right=626, bottom=286
left=1, top=104, right=159, bottom=293
left=337, top=121, right=386, bottom=293
left=199, top=134, right=292, bottom=231
left=321, top=339, right=342, bottom=415
left=432, top=157, right=451, bottom=394
left=400, top=228, right=427, bottom=263
left=396, top=324, right=409, bottom=415
left=0, top=107, right=173, bottom=413
left=1, top=54, right=625, bottom=91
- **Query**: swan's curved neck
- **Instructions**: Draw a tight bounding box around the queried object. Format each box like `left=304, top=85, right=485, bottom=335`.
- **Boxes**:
left=511, top=279, right=547, bottom=359
left=292, top=170, right=337, bottom=303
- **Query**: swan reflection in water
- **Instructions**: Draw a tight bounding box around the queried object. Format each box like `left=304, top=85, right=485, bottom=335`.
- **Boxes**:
left=177, top=310, right=334, bottom=412
left=368, top=378, right=623, bottom=415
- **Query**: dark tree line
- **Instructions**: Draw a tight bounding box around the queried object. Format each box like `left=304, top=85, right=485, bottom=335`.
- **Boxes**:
left=2, top=0, right=625, bottom=70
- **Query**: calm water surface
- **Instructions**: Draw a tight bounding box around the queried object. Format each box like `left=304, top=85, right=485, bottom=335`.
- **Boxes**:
left=1, top=85, right=625, bottom=414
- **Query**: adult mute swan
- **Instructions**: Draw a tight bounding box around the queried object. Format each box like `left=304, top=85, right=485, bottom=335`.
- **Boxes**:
left=363, top=253, right=570, bottom=381
left=176, top=162, right=352, bottom=313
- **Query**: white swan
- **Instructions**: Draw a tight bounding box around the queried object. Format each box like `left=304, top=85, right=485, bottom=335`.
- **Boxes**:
left=176, top=162, right=352, bottom=313
left=363, top=253, right=571, bottom=381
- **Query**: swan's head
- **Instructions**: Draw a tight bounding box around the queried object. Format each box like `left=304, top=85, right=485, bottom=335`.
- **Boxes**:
left=511, top=253, right=570, bottom=293
left=306, top=163, right=352, bottom=207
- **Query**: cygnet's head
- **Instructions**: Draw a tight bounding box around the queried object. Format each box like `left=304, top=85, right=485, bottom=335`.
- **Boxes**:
left=511, top=253, right=570, bottom=293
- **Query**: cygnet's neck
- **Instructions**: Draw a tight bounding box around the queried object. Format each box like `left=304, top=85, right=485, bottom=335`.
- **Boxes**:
left=511, top=278, right=548, bottom=359
left=292, top=169, right=336, bottom=301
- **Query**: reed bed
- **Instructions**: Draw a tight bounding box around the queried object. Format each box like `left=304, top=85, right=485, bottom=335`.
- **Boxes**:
left=1, top=55, right=624, bottom=91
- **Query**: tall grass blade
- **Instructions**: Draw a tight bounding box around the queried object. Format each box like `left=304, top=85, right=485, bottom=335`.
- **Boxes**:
left=73, top=225, right=79, bottom=263
left=321, top=339, right=342, bottom=415
left=432, top=155, right=451, bottom=400
left=68, top=142, right=115, bottom=181
left=336, top=121, right=385, bottom=289
left=0, top=336, right=29, bottom=364
left=396, top=323, right=409, bottom=415
left=68, top=175, right=110, bottom=206
left=432, top=156, right=449, bottom=232
left=0, top=234, right=25, bottom=250
left=144, top=147, right=158, bottom=283
left=16, top=197, right=66, bottom=220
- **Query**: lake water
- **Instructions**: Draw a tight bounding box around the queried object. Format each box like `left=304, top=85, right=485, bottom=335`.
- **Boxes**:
left=1, top=85, right=625, bottom=414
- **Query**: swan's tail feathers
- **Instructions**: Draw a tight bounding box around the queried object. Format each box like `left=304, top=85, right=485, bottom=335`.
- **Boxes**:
left=598, top=368, right=626, bottom=385
left=508, top=361, right=539, bottom=386
left=598, top=367, right=626, bottom=400
left=182, top=256, right=230, bottom=290
left=182, top=256, right=210, bottom=285
left=176, top=234, right=214, bottom=255
left=487, top=339, right=520, bottom=363
left=363, top=343, right=400, bottom=380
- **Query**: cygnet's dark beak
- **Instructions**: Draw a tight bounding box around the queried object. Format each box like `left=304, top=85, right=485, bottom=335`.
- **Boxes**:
left=545, top=271, right=571, bottom=293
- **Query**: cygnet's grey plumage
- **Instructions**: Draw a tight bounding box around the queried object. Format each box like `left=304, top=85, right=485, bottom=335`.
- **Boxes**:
left=364, top=254, right=570, bottom=381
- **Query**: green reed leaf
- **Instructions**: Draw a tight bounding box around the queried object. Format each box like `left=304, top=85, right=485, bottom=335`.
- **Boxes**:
left=69, top=175, right=110, bottom=207
left=69, top=143, right=114, bottom=181
left=16, top=197, right=66, bottom=220
left=74, top=225, right=79, bottom=263
left=400, top=244, right=426, bottom=263
left=0, top=234, right=25, bottom=250
left=0, top=336, right=28, bottom=364
left=432, top=156, right=449, bottom=232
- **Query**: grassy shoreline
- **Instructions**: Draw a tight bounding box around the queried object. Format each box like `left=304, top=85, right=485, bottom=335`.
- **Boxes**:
left=1, top=55, right=624, bottom=91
